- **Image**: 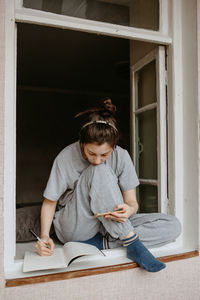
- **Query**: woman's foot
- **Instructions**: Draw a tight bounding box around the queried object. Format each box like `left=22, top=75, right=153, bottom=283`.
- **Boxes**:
left=81, top=232, right=104, bottom=250
left=123, top=234, right=166, bottom=272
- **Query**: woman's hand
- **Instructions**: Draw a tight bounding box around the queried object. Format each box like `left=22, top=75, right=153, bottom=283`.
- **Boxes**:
left=104, top=203, right=134, bottom=223
left=35, top=235, right=55, bottom=256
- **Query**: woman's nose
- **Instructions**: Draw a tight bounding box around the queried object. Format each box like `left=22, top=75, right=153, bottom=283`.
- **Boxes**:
left=94, top=157, right=101, bottom=165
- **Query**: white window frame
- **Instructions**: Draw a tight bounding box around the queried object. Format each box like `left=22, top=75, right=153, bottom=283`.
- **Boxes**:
left=4, top=0, right=197, bottom=275
left=131, top=47, right=167, bottom=213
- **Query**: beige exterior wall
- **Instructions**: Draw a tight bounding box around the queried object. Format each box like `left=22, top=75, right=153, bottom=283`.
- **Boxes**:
left=0, top=0, right=6, bottom=293
left=0, top=257, right=200, bottom=300
left=198, top=0, right=200, bottom=252
left=0, top=0, right=200, bottom=299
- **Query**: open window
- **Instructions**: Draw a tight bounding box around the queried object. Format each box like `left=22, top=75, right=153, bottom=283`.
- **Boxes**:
left=16, top=24, right=166, bottom=260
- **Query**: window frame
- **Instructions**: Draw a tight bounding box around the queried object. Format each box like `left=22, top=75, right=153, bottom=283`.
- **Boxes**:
left=4, top=0, right=198, bottom=276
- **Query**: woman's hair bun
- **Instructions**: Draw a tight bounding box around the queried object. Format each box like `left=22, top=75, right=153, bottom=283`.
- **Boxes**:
left=74, top=97, right=117, bottom=119
left=102, top=98, right=116, bottom=114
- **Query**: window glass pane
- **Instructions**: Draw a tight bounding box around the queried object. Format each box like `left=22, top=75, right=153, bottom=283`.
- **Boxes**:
left=138, top=184, right=158, bottom=213
left=137, top=109, right=157, bottom=179
left=130, top=0, right=159, bottom=30
left=138, top=60, right=156, bottom=108
left=23, top=0, right=159, bottom=31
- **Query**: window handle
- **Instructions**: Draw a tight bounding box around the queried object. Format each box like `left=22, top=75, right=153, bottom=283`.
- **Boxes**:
left=138, top=139, right=144, bottom=157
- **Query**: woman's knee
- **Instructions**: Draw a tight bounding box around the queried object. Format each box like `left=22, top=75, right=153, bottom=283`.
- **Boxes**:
left=85, top=163, right=115, bottom=176
left=82, top=164, right=117, bottom=187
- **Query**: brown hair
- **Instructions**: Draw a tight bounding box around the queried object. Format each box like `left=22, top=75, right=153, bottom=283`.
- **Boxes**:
left=75, top=98, right=119, bottom=148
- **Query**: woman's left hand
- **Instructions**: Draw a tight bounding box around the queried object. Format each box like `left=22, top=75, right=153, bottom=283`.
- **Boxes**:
left=104, top=203, right=134, bottom=223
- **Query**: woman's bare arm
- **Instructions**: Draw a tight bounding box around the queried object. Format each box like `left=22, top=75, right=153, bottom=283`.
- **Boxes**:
left=35, top=198, right=57, bottom=256
left=122, top=189, right=139, bottom=216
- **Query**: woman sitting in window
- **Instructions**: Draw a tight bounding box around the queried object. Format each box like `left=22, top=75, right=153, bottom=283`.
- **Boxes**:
left=35, top=98, right=181, bottom=272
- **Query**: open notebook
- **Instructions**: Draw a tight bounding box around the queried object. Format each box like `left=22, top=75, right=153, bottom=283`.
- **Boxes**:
left=23, top=242, right=105, bottom=272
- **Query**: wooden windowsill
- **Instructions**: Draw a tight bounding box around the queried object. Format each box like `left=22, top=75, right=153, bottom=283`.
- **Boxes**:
left=5, top=250, right=199, bottom=287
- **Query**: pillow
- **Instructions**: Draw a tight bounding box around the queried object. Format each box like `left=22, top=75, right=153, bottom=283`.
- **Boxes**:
left=16, top=205, right=55, bottom=242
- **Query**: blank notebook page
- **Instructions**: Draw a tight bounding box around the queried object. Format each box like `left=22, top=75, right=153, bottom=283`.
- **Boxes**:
left=23, top=248, right=66, bottom=272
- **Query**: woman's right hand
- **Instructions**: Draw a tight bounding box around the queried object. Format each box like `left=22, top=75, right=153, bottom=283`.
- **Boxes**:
left=35, top=235, right=54, bottom=256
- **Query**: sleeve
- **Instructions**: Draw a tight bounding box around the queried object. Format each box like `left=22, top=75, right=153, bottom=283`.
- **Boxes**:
left=118, top=150, right=140, bottom=191
left=43, top=157, right=68, bottom=201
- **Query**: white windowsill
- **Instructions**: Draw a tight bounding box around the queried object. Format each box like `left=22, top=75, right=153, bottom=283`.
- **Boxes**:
left=5, top=241, right=197, bottom=280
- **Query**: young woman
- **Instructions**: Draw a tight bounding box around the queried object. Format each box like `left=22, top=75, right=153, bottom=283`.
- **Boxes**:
left=36, top=98, right=181, bottom=272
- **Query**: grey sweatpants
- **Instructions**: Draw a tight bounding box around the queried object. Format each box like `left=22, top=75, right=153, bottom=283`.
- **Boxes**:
left=53, top=164, right=181, bottom=248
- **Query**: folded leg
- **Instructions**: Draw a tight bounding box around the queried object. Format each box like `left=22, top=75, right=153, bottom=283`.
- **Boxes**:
left=53, top=164, right=133, bottom=243
left=129, top=213, right=182, bottom=248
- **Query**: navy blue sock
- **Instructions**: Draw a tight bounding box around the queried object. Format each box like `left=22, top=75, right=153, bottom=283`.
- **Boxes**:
left=123, top=234, right=166, bottom=272
left=81, top=233, right=104, bottom=250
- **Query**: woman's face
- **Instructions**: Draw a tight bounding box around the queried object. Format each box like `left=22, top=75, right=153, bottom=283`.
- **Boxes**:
left=82, top=143, right=113, bottom=165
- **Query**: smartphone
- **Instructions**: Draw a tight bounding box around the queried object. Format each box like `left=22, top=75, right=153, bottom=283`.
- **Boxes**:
left=94, top=208, right=125, bottom=218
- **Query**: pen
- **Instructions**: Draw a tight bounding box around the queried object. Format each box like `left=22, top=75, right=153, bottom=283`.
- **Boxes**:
left=29, top=229, right=51, bottom=249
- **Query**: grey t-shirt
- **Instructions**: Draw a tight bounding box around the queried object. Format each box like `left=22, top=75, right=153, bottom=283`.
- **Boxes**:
left=43, top=141, right=139, bottom=207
